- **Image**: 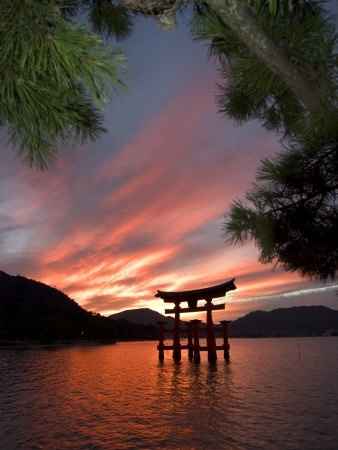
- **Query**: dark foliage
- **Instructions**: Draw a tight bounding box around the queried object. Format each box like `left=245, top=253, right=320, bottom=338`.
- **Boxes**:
left=193, top=1, right=338, bottom=279
left=193, top=1, right=337, bottom=136
left=225, top=130, right=338, bottom=279
left=0, top=0, right=126, bottom=168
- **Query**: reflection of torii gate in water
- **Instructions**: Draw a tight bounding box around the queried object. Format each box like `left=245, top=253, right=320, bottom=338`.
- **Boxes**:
left=155, top=279, right=237, bottom=363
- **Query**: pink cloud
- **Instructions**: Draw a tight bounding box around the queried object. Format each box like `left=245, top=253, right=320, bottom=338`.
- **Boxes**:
left=1, top=72, right=318, bottom=319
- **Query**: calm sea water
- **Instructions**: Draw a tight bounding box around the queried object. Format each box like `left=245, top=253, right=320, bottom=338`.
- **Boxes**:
left=0, top=338, right=338, bottom=450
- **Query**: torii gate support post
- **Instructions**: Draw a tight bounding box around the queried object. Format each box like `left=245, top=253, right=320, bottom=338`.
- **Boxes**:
left=220, top=320, right=231, bottom=362
left=206, top=298, right=217, bottom=363
left=157, top=321, right=165, bottom=362
left=187, top=322, right=193, bottom=361
left=173, top=301, right=181, bottom=362
left=191, top=320, right=201, bottom=363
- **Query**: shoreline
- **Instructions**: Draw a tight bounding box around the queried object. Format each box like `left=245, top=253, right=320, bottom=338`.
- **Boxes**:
left=1, top=334, right=337, bottom=350
left=0, top=338, right=117, bottom=350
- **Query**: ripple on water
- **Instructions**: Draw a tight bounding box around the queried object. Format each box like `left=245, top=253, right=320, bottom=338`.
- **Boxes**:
left=0, top=338, right=338, bottom=450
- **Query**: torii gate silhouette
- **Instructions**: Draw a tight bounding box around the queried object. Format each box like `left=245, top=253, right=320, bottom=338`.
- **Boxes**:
left=155, top=278, right=236, bottom=363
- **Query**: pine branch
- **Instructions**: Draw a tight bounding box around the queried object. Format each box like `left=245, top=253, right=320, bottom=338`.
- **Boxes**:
left=0, top=0, right=126, bottom=168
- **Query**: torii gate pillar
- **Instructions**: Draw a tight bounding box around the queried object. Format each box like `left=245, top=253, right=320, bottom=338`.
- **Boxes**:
left=172, top=301, right=181, bottom=362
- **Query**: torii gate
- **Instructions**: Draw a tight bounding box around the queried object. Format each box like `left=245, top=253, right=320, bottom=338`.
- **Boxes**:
left=155, top=278, right=236, bottom=363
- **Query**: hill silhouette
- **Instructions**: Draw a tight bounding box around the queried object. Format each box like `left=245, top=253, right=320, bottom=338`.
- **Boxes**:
left=229, top=305, right=338, bottom=337
left=0, top=271, right=157, bottom=343
left=109, top=308, right=177, bottom=329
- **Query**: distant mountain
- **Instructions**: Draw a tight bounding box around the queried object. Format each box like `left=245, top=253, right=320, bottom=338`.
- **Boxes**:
left=0, top=271, right=157, bottom=342
left=110, top=305, right=338, bottom=338
left=229, top=306, right=338, bottom=337
left=109, top=308, right=175, bottom=328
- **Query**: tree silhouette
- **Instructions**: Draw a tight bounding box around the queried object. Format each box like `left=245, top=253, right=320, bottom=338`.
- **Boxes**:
left=0, top=0, right=126, bottom=168
left=225, top=131, right=338, bottom=279
left=193, top=1, right=337, bottom=134
left=193, top=1, right=338, bottom=278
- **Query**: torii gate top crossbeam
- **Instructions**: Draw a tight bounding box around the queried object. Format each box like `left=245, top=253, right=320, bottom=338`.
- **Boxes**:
left=155, top=278, right=236, bottom=303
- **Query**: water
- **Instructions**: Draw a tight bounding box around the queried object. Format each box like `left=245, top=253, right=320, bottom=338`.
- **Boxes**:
left=0, top=338, right=338, bottom=450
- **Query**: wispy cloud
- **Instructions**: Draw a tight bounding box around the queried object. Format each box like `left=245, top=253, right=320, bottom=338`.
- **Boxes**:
left=1, top=71, right=334, bottom=319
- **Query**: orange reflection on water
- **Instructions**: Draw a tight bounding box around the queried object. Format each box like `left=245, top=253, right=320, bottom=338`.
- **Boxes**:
left=1, top=339, right=338, bottom=449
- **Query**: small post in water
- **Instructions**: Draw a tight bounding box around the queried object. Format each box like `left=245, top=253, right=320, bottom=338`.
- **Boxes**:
left=187, top=322, right=194, bottom=361
left=191, top=319, right=201, bottom=363
left=220, top=320, right=231, bottom=362
left=157, top=321, right=165, bottom=362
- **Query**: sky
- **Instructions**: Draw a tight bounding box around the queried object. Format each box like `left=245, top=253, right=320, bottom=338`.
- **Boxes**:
left=1, top=9, right=338, bottom=320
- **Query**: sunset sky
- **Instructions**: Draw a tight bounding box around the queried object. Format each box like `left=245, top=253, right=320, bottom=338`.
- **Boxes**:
left=1, top=9, right=338, bottom=320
